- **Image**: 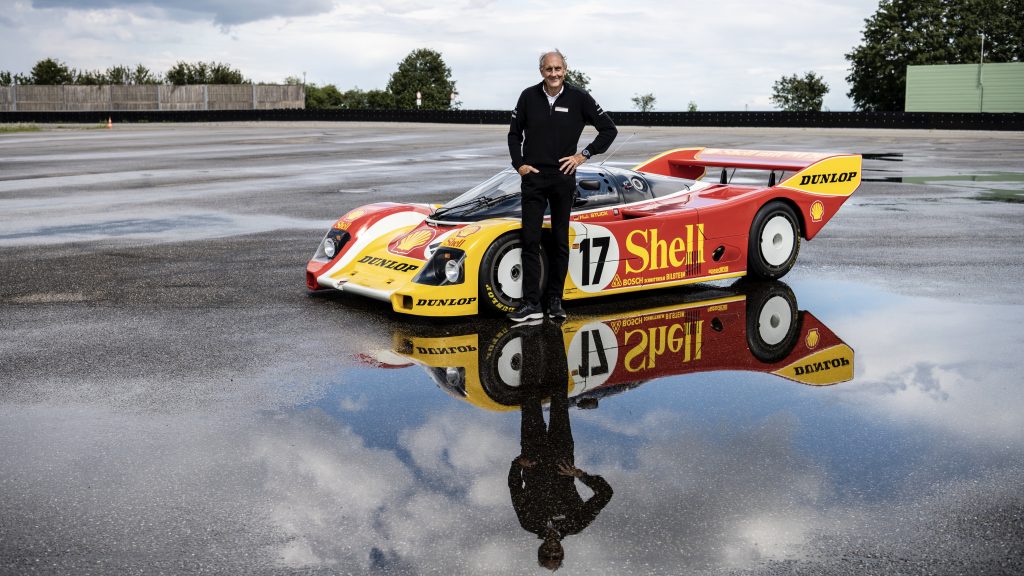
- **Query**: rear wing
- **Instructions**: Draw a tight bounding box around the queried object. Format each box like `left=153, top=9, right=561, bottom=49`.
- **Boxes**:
left=633, top=147, right=861, bottom=197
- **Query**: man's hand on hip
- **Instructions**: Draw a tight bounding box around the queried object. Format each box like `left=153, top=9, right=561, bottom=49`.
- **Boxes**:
left=518, top=164, right=540, bottom=176
left=559, top=153, right=585, bottom=174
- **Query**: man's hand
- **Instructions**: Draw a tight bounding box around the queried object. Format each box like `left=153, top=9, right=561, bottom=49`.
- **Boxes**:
left=557, top=460, right=584, bottom=477
left=518, top=164, right=540, bottom=176
left=559, top=153, right=585, bottom=174
left=515, top=455, right=536, bottom=468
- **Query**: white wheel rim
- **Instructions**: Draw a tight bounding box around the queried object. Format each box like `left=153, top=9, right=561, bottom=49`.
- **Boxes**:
left=760, top=215, right=795, bottom=267
left=757, top=295, right=793, bottom=346
left=495, top=247, right=523, bottom=299
left=496, top=336, right=523, bottom=387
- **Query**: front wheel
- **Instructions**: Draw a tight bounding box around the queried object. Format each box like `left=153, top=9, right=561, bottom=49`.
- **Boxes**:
left=478, top=233, right=546, bottom=315
left=748, top=201, right=800, bottom=279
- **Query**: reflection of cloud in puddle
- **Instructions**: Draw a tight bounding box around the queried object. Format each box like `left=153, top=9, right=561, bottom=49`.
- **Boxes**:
left=399, top=411, right=518, bottom=506
left=4, top=382, right=1017, bottom=573
left=253, top=406, right=830, bottom=573
left=830, top=295, right=1024, bottom=445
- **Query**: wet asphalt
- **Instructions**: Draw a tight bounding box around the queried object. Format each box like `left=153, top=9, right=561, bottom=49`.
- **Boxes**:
left=1, top=122, right=1023, bottom=575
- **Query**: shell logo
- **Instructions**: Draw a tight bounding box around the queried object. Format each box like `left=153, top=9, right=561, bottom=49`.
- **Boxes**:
left=395, top=229, right=435, bottom=253
left=805, top=328, right=820, bottom=349
left=809, top=201, right=825, bottom=223
left=335, top=208, right=366, bottom=229
left=456, top=225, right=481, bottom=238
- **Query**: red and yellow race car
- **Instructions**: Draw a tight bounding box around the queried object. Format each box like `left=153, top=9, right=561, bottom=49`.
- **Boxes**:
left=306, top=147, right=860, bottom=317
left=360, top=280, right=854, bottom=411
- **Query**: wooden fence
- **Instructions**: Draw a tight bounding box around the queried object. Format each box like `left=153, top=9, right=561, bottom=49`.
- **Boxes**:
left=0, top=84, right=305, bottom=111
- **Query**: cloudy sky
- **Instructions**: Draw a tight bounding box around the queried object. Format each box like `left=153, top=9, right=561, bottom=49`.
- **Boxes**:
left=0, top=0, right=881, bottom=111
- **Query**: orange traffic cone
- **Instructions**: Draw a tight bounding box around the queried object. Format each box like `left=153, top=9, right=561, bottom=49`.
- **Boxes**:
left=106, top=117, right=113, bottom=129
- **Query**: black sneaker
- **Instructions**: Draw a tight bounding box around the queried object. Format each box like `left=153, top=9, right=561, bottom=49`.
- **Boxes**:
left=546, top=297, right=566, bottom=320
left=508, top=301, right=543, bottom=322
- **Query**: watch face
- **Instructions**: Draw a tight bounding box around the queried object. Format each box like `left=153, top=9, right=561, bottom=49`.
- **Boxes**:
left=582, top=150, right=591, bottom=158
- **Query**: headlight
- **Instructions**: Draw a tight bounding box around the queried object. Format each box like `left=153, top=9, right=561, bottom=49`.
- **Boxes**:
left=445, top=367, right=464, bottom=387
left=413, top=247, right=466, bottom=286
left=312, top=229, right=350, bottom=262
left=444, top=258, right=462, bottom=283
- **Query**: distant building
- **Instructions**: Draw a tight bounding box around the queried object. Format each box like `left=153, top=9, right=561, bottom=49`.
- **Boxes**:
left=905, top=62, right=1024, bottom=113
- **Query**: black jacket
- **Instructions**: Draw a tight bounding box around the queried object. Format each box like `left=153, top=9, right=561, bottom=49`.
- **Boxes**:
left=508, top=460, right=613, bottom=538
left=508, top=82, right=617, bottom=172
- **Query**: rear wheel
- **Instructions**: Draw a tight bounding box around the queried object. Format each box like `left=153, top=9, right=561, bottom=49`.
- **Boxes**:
left=744, top=280, right=800, bottom=363
left=748, top=201, right=800, bottom=279
left=479, top=233, right=546, bottom=315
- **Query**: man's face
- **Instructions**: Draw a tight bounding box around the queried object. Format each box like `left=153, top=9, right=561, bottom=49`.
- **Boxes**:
left=539, top=54, right=565, bottom=93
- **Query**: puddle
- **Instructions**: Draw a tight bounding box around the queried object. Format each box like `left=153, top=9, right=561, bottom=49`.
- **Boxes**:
left=2, top=279, right=1020, bottom=574
left=257, top=277, right=1024, bottom=572
left=859, top=151, right=1024, bottom=201
left=0, top=212, right=327, bottom=246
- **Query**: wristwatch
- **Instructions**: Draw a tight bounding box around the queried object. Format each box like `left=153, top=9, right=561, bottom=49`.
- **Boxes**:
left=581, top=149, right=592, bottom=160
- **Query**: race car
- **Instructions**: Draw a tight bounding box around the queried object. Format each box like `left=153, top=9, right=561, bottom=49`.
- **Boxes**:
left=306, top=147, right=861, bottom=317
left=359, top=280, right=855, bottom=412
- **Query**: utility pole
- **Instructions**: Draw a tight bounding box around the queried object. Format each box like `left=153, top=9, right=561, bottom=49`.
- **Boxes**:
left=978, top=33, right=985, bottom=112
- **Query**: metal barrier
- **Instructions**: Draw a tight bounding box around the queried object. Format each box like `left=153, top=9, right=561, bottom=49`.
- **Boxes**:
left=1, top=109, right=1021, bottom=130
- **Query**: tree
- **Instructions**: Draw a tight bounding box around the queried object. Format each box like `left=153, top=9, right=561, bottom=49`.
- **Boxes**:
left=131, top=64, right=159, bottom=85
left=363, top=89, right=396, bottom=109
left=166, top=61, right=246, bottom=84
left=305, top=83, right=345, bottom=109
left=1, top=71, right=14, bottom=86
left=75, top=69, right=107, bottom=85
left=106, top=65, right=131, bottom=85
left=209, top=62, right=246, bottom=84
left=386, top=48, right=457, bottom=110
left=28, top=58, right=75, bottom=84
left=631, top=93, right=656, bottom=112
left=770, top=72, right=829, bottom=111
left=564, top=69, right=590, bottom=92
left=846, top=0, right=1024, bottom=111
left=687, top=100, right=698, bottom=112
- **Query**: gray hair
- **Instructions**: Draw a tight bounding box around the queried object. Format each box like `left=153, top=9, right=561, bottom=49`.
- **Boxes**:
left=538, top=49, right=567, bottom=69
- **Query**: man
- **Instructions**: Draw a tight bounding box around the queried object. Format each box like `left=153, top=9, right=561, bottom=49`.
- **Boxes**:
left=507, top=49, right=617, bottom=322
left=507, top=320, right=613, bottom=570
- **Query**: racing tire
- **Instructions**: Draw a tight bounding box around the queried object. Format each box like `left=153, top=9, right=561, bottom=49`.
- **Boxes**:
left=743, top=280, right=800, bottom=364
left=479, top=325, right=531, bottom=407
left=478, top=233, right=547, bottom=316
left=747, top=201, right=800, bottom=279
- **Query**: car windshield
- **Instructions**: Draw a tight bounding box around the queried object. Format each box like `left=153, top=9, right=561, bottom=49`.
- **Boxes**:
left=432, top=169, right=523, bottom=221
left=430, top=167, right=698, bottom=222
left=638, top=172, right=697, bottom=198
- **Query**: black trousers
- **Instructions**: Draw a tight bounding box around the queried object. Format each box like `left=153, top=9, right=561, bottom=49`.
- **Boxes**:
left=520, top=171, right=574, bottom=305
left=519, top=321, right=574, bottom=465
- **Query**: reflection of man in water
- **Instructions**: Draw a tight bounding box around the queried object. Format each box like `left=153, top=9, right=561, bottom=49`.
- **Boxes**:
left=507, top=322, right=613, bottom=570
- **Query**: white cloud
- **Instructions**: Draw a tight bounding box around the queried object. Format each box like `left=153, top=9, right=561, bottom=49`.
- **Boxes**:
left=1, top=0, right=882, bottom=110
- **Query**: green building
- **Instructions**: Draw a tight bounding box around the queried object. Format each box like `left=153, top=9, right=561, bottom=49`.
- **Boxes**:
left=905, top=62, right=1024, bottom=113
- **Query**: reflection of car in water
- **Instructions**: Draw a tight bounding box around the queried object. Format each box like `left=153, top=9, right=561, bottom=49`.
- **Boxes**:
left=364, top=280, right=854, bottom=412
